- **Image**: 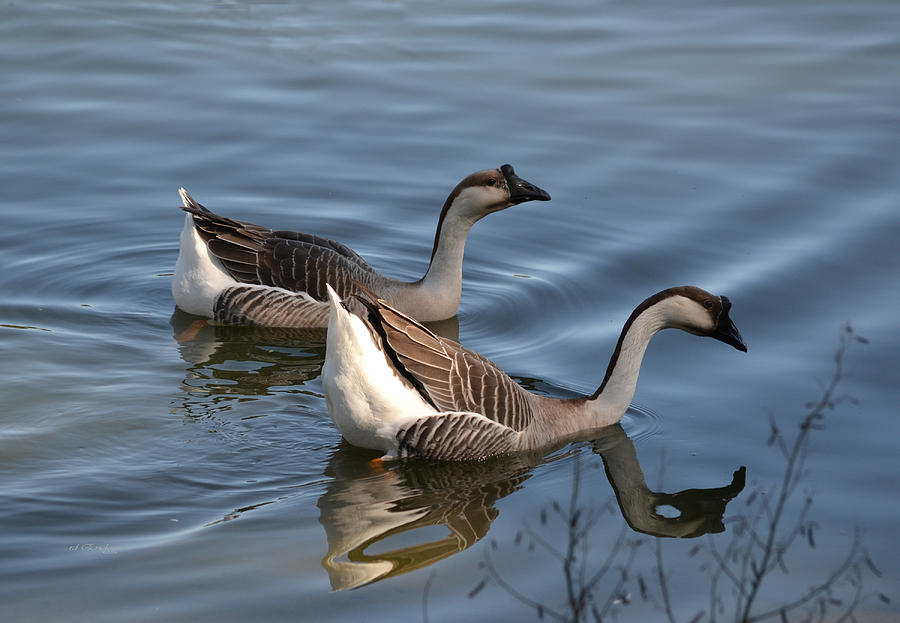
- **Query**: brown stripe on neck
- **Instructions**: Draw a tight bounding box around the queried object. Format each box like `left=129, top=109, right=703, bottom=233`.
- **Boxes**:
left=589, top=286, right=704, bottom=400
left=427, top=170, right=494, bottom=266
left=427, top=187, right=462, bottom=266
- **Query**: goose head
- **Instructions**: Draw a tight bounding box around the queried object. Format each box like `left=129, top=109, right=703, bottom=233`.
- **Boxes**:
left=427, top=164, right=550, bottom=263
left=437, top=164, right=550, bottom=224
left=654, top=286, right=747, bottom=352
left=592, top=286, right=746, bottom=406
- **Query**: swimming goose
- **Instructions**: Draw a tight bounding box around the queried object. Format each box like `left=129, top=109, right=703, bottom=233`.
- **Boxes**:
left=171, top=165, right=550, bottom=328
left=322, top=285, right=747, bottom=461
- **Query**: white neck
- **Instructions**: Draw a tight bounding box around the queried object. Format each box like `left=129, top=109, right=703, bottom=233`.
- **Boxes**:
left=528, top=293, right=715, bottom=438
left=420, top=207, right=480, bottom=301
left=382, top=191, right=485, bottom=322
left=579, top=303, right=669, bottom=427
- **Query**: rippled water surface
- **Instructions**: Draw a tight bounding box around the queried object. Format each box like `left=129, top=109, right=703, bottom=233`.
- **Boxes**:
left=2, top=1, right=899, bottom=621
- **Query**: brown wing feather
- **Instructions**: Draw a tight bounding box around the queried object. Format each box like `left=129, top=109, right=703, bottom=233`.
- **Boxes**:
left=258, top=239, right=381, bottom=301
left=361, top=297, right=534, bottom=432
left=181, top=202, right=377, bottom=300
left=270, top=229, right=370, bottom=268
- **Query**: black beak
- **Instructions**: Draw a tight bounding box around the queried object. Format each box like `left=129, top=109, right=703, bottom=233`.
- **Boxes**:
left=501, top=164, right=551, bottom=204
left=710, top=296, right=747, bottom=352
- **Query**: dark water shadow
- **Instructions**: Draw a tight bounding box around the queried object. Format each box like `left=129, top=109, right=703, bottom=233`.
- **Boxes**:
left=168, top=308, right=330, bottom=431
left=590, top=432, right=745, bottom=539
left=316, top=441, right=538, bottom=590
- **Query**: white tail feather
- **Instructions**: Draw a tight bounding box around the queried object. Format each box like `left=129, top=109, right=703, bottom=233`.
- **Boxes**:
left=178, top=187, right=200, bottom=209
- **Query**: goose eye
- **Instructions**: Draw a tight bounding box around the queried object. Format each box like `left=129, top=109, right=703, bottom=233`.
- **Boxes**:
left=485, top=178, right=497, bottom=187
left=704, top=300, right=714, bottom=310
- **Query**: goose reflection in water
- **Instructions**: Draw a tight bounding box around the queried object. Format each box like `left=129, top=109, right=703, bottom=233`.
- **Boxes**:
left=590, top=431, right=745, bottom=539
left=170, top=308, right=327, bottom=397
left=318, top=424, right=745, bottom=590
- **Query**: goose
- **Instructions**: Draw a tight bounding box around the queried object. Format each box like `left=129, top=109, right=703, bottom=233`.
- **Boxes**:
left=171, top=165, right=550, bottom=328
left=321, top=284, right=747, bottom=461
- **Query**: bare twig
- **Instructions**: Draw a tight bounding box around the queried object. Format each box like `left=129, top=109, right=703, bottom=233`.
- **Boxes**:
left=746, top=533, right=862, bottom=623
left=479, top=451, right=640, bottom=622
left=582, top=524, right=630, bottom=595
left=422, top=572, right=436, bottom=623
left=737, top=326, right=853, bottom=622
left=656, top=537, right=678, bottom=623
left=482, top=546, right=566, bottom=622
left=468, top=325, right=875, bottom=623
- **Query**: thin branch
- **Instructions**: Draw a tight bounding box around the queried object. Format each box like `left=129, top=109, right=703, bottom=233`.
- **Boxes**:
left=583, top=524, right=630, bottom=593
left=422, top=572, right=436, bottom=623
left=657, top=537, right=678, bottom=623
left=738, top=328, right=850, bottom=621
left=707, top=539, right=745, bottom=593
left=524, top=524, right=568, bottom=563
left=564, top=457, right=583, bottom=620
left=745, top=535, right=862, bottom=623
left=598, top=543, right=642, bottom=619
left=482, top=547, right=566, bottom=622
left=832, top=566, right=864, bottom=623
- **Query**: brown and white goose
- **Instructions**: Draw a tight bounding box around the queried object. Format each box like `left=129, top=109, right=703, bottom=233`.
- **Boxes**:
left=322, top=285, right=747, bottom=461
left=171, top=165, right=550, bottom=328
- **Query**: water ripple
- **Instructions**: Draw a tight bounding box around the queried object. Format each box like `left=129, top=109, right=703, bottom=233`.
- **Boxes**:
left=620, top=403, right=665, bottom=445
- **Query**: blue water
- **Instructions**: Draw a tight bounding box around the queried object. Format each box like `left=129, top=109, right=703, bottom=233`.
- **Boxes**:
left=1, top=0, right=898, bottom=620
